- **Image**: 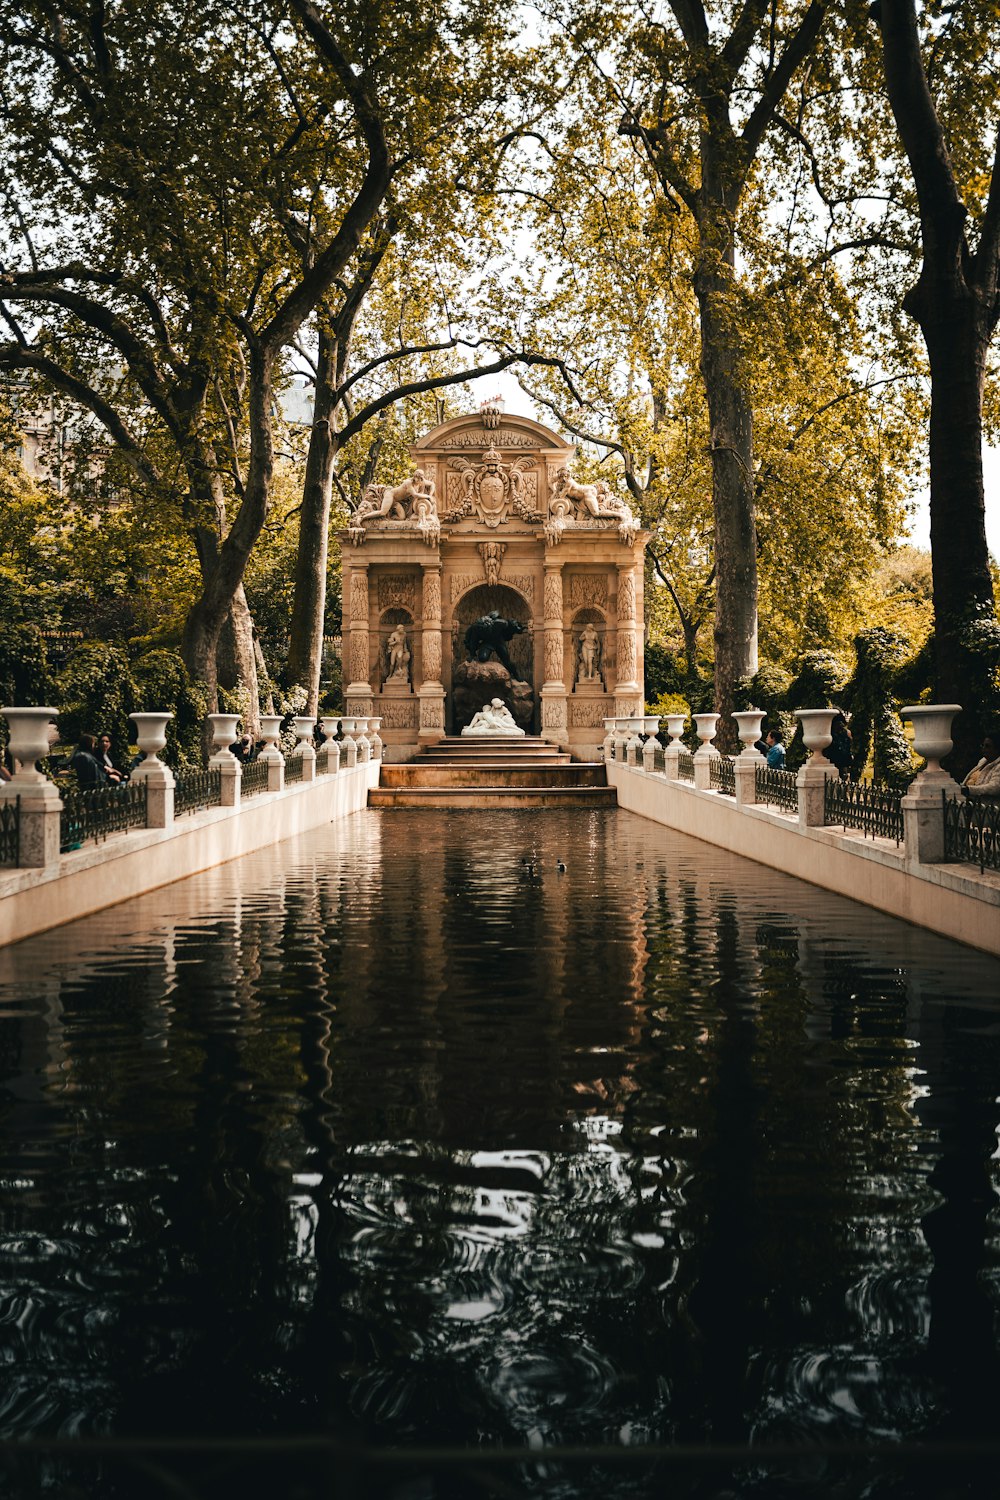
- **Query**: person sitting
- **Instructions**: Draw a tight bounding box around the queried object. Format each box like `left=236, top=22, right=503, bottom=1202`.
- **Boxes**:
left=71, top=733, right=108, bottom=788
left=766, top=728, right=786, bottom=770
left=230, top=733, right=256, bottom=763
left=961, top=730, right=1000, bottom=800
left=827, top=712, right=853, bottom=779
left=95, top=731, right=126, bottom=783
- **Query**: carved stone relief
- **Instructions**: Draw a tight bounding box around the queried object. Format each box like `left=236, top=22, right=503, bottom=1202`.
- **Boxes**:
left=478, top=541, right=506, bottom=587
left=420, top=696, right=445, bottom=729
left=378, top=700, right=419, bottom=730
left=543, top=570, right=563, bottom=620
left=542, top=697, right=567, bottom=729
left=377, top=574, right=417, bottom=612
left=571, top=700, right=610, bottom=728
left=618, top=630, right=637, bottom=684
left=350, top=573, right=368, bottom=623
left=569, top=575, right=609, bottom=610
left=349, top=635, right=370, bottom=683
left=440, top=428, right=544, bottom=448
left=544, top=635, right=563, bottom=681
left=422, top=634, right=442, bottom=681
left=422, top=570, right=442, bottom=621
left=617, top=569, right=636, bottom=622
left=450, top=574, right=481, bottom=604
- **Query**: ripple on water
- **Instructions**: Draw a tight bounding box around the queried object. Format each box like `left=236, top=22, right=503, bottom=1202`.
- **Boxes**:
left=0, top=807, right=998, bottom=1469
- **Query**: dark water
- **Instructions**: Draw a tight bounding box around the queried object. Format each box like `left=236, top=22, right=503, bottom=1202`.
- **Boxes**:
left=1, top=809, right=999, bottom=1498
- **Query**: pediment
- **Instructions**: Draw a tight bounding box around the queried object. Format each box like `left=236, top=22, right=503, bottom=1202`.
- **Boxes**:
left=411, top=411, right=574, bottom=456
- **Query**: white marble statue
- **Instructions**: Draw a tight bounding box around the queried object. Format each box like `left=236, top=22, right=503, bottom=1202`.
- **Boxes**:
left=385, top=625, right=411, bottom=684
left=461, top=698, right=525, bottom=737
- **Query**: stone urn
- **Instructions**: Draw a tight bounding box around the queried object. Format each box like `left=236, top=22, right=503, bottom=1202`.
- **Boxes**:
left=642, top=715, right=662, bottom=737
left=613, top=716, right=632, bottom=761
left=129, top=712, right=174, bottom=771
left=693, top=713, right=720, bottom=757
left=664, top=714, right=687, bottom=747
left=0, top=706, right=60, bottom=792
left=625, top=715, right=645, bottom=764
left=900, top=703, right=961, bottom=783
left=794, top=707, right=836, bottom=765
left=367, top=717, right=383, bottom=760
left=293, top=716, right=317, bottom=755
left=207, top=714, right=240, bottom=760
left=602, top=717, right=617, bottom=763
left=732, top=709, right=765, bottom=759
left=258, top=715, right=284, bottom=759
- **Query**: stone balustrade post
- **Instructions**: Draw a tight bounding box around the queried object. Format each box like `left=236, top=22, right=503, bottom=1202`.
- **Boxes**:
left=207, top=714, right=241, bottom=808
left=794, top=708, right=837, bottom=826
left=900, top=702, right=963, bottom=862
left=662, top=744, right=680, bottom=780
left=258, top=714, right=285, bottom=792
left=602, top=718, right=617, bottom=764
left=642, top=735, right=657, bottom=773
left=129, top=712, right=175, bottom=829
left=293, top=717, right=317, bottom=782
left=0, top=706, right=62, bottom=867
left=319, top=717, right=341, bottom=775
left=693, top=713, right=719, bottom=790
left=732, top=710, right=764, bottom=808
left=340, top=718, right=359, bottom=768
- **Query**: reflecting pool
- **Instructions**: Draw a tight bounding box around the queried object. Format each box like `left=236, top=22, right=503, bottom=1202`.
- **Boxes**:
left=1, top=808, right=999, bottom=1498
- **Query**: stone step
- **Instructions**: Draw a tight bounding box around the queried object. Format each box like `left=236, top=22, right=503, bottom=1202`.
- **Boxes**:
left=380, top=764, right=609, bottom=788
left=368, top=785, right=618, bottom=809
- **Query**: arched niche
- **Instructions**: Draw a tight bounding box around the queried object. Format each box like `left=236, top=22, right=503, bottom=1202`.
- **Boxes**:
left=378, top=606, right=414, bottom=690
left=569, top=606, right=606, bottom=691
left=451, top=583, right=533, bottom=684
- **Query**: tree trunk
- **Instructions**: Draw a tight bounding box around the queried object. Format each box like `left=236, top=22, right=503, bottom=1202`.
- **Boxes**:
left=694, top=251, right=758, bottom=745
left=286, top=327, right=338, bottom=713
left=916, top=298, right=996, bottom=770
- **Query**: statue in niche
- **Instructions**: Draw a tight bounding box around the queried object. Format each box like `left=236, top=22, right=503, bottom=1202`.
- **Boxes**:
left=463, top=610, right=526, bottom=679
left=461, top=698, right=525, bottom=737
left=385, top=625, right=411, bottom=684
left=577, top=622, right=602, bottom=684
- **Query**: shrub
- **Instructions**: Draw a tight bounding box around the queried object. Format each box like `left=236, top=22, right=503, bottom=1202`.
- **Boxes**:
left=58, top=642, right=134, bottom=752
left=0, top=622, right=53, bottom=707
left=844, top=628, right=916, bottom=788
left=132, top=649, right=208, bottom=768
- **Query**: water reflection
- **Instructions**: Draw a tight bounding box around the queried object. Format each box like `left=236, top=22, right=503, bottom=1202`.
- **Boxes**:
left=0, top=809, right=999, bottom=1494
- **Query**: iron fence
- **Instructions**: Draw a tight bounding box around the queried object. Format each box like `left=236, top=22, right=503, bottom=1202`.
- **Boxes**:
left=284, top=755, right=305, bottom=784
left=754, top=763, right=798, bottom=813
left=240, top=758, right=270, bottom=798
left=709, top=754, right=736, bottom=796
left=174, top=768, right=223, bottom=818
left=824, top=776, right=903, bottom=844
left=0, top=797, right=18, bottom=865
left=943, top=791, right=1000, bottom=872
left=60, top=781, right=148, bottom=853
left=677, top=751, right=696, bottom=782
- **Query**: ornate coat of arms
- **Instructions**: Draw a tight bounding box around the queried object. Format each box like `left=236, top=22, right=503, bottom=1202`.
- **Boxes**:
left=444, top=445, right=540, bottom=527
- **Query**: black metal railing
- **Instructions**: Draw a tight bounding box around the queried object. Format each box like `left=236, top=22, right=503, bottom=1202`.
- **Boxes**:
left=174, top=768, right=223, bottom=818
left=60, top=781, right=148, bottom=852
left=0, top=797, right=19, bottom=865
left=677, top=751, right=696, bottom=782
left=240, top=758, right=270, bottom=798
left=754, top=763, right=798, bottom=813
left=824, top=776, right=903, bottom=844
left=284, top=754, right=304, bottom=784
left=943, top=791, right=1000, bottom=872
left=709, top=754, right=736, bottom=796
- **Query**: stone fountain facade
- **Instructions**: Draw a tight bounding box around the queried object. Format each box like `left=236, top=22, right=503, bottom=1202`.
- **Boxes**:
left=339, top=408, right=650, bottom=760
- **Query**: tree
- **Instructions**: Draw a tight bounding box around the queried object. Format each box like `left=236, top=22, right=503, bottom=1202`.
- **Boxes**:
left=554, top=0, right=834, bottom=737
left=871, top=0, right=1000, bottom=766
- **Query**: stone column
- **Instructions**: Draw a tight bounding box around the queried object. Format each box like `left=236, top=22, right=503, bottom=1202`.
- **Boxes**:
left=540, top=561, right=568, bottom=745
left=614, top=564, right=641, bottom=716
left=344, top=562, right=373, bottom=716
left=418, top=564, right=446, bottom=743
